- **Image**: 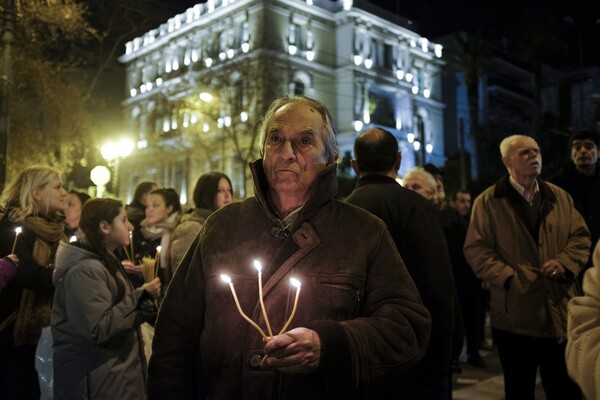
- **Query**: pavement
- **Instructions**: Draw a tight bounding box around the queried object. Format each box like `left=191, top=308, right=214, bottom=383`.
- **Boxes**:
left=451, top=343, right=546, bottom=400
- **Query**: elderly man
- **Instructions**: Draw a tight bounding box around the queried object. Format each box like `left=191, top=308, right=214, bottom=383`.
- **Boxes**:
left=345, top=128, right=460, bottom=399
left=147, top=96, right=430, bottom=399
left=464, top=134, right=590, bottom=400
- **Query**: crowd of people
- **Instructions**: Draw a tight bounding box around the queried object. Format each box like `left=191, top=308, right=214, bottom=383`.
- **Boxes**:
left=0, top=95, right=599, bottom=400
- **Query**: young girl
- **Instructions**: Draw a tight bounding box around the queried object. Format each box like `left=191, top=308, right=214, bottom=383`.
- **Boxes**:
left=51, top=198, right=160, bottom=399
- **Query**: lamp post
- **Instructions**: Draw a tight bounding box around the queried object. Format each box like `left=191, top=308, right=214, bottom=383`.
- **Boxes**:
left=90, top=166, right=111, bottom=198
left=100, top=139, right=134, bottom=198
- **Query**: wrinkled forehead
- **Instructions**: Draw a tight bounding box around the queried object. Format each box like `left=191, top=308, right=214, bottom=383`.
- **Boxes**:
left=270, top=102, right=326, bottom=131
left=511, top=137, right=539, bottom=153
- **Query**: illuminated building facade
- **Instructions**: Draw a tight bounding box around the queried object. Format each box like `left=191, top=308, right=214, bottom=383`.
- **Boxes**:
left=119, top=0, right=445, bottom=202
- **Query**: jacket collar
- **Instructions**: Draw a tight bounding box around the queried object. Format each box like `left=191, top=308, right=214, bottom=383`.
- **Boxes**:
left=249, top=159, right=338, bottom=228
left=493, top=174, right=557, bottom=203
left=356, top=174, right=398, bottom=187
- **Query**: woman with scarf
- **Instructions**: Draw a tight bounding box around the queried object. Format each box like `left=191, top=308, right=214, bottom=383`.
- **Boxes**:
left=0, top=165, right=67, bottom=399
left=169, top=172, right=233, bottom=281
left=131, top=188, right=181, bottom=287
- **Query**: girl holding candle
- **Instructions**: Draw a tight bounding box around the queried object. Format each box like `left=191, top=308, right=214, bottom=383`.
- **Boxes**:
left=0, top=166, right=68, bottom=399
left=170, top=172, right=233, bottom=280
left=52, top=198, right=160, bottom=399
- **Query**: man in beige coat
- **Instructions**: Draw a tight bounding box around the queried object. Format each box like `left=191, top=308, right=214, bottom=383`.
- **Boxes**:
left=464, top=134, right=590, bottom=400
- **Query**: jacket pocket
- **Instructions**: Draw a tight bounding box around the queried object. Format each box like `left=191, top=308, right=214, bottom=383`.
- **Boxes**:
left=319, top=282, right=362, bottom=319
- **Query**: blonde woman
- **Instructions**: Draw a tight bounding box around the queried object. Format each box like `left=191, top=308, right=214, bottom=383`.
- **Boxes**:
left=0, top=166, right=67, bottom=398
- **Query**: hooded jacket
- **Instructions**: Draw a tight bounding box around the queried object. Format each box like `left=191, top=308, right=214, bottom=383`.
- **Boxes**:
left=464, top=176, right=590, bottom=341
left=51, top=242, right=152, bottom=400
left=147, top=160, right=431, bottom=399
left=169, top=208, right=212, bottom=278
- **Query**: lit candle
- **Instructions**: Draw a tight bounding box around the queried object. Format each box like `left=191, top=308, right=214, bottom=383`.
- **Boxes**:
left=154, top=245, right=162, bottom=276
left=221, top=274, right=268, bottom=339
left=11, top=227, right=22, bottom=254
left=129, top=231, right=135, bottom=261
left=253, top=260, right=273, bottom=337
left=69, top=235, right=77, bottom=243
left=279, top=278, right=302, bottom=335
left=261, top=277, right=303, bottom=366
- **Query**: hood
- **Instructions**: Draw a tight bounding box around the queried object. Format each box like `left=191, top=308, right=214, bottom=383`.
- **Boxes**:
left=249, top=159, right=338, bottom=226
left=53, top=241, right=98, bottom=285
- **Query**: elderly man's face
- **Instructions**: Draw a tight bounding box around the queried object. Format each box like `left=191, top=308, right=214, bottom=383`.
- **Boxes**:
left=263, top=102, right=328, bottom=200
left=571, top=139, right=598, bottom=169
left=503, top=137, right=542, bottom=179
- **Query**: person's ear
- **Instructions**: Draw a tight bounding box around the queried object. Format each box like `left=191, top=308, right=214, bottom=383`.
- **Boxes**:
left=166, top=205, right=174, bottom=215
left=351, top=159, right=360, bottom=176
left=32, top=187, right=42, bottom=201
left=394, top=152, right=402, bottom=172
left=99, top=220, right=111, bottom=235
left=327, top=154, right=338, bottom=166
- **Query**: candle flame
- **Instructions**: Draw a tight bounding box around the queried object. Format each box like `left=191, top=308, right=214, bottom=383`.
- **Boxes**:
left=15, top=227, right=22, bottom=234
left=253, top=259, right=262, bottom=272
left=156, top=245, right=162, bottom=252
left=290, top=277, right=301, bottom=288
left=220, top=274, right=232, bottom=284
left=69, top=235, right=77, bottom=243
left=129, top=231, right=133, bottom=237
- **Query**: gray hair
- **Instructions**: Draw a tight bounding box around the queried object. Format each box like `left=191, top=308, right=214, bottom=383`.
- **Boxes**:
left=500, top=134, right=530, bottom=158
left=403, top=167, right=437, bottom=195
left=257, top=95, right=339, bottom=162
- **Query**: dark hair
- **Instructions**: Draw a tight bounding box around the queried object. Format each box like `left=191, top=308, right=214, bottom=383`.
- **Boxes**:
left=131, top=181, right=158, bottom=206
left=571, top=130, right=600, bottom=148
left=354, top=128, right=398, bottom=173
left=193, top=172, right=232, bottom=211
left=79, top=198, right=125, bottom=293
left=68, top=190, right=91, bottom=206
left=451, top=189, right=470, bottom=201
left=149, top=188, right=182, bottom=215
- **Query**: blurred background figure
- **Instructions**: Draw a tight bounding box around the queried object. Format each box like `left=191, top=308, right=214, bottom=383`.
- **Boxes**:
left=0, top=254, right=19, bottom=292
left=402, top=167, right=438, bottom=202
left=126, top=181, right=158, bottom=234
left=0, top=166, right=67, bottom=399
left=567, top=242, right=600, bottom=400
left=64, top=190, right=91, bottom=241
left=52, top=198, right=160, bottom=399
left=131, top=188, right=181, bottom=285
left=423, top=163, right=447, bottom=209
left=169, top=172, right=233, bottom=280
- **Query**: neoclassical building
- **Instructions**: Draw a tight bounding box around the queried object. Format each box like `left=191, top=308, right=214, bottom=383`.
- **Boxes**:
left=118, top=0, right=445, bottom=203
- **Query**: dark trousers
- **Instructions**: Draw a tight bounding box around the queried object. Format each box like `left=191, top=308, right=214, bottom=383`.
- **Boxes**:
left=493, top=328, right=582, bottom=400
left=0, top=325, right=41, bottom=400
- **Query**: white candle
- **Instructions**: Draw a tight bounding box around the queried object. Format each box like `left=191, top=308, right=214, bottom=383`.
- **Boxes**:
left=253, top=260, right=273, bottom=337
left=11, top=227, right=22, bottom=254
left=154, top=245, right=162, bottom=275
left=221, top=274, right=268, bottom=339
left=279, top=278, right=302, bottom=335
left=129, top=231, right=134, bottom=262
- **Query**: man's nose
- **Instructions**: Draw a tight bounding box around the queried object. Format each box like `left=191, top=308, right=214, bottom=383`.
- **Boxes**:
left=280, top=140, right=296, bottom=160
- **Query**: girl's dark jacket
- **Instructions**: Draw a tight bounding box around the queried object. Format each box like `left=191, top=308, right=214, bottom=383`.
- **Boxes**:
left=147, top=160, right=431, bottom=399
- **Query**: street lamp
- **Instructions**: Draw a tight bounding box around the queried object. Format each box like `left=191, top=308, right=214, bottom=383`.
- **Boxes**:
left=90, top=166, right=111, bottom=198
left=100, top=138, right=134, bottom=198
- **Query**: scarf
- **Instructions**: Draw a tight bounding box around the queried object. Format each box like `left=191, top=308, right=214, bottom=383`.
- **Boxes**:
left=140, top=213, right=179, bottom=274
left=13, top=215, right=66, bottom=346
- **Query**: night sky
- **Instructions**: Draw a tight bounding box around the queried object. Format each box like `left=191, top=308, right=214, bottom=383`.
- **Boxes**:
left=163, top=0, right=600, bottom=69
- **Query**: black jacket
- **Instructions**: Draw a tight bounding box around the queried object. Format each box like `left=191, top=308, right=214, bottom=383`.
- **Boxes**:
left=551, top=162, right=600, bottom=248
left=345, top=174, right=461, bottom=398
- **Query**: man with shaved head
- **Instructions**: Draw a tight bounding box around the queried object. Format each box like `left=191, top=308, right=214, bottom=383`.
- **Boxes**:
left=346, top=128, right=460, bottom=399
left=464, top=134, right=590, bottom=399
